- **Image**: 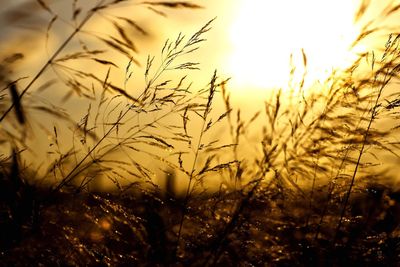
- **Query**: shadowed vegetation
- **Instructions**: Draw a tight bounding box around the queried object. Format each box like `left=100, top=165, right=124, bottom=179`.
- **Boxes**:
left=1, top=0, right=400, bottom=266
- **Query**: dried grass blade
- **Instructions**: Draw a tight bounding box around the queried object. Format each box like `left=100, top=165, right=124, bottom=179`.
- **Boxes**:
left=8, top=83, right=25, bottom=125
left=116, top=17, right=148, bottom=36
left=139, top=135, right=174, bottom=149
left=92, top=58, right=119, bottom=68
left=354, top=0, right=370, bottom=22
left=385, top=3, right=400, bottom=16
left=146, top=6, right=167, bottom=17
left=46, top=15, right=58, bottom=40
left=112, top=22, right=138, bottom=53
left=36, top=0, right=54, bottom=14
left=142, top=1, right=203, bottom=9
left=108, top=83, right=140, bottom=103
left=97, top=36, right=132, bottom=58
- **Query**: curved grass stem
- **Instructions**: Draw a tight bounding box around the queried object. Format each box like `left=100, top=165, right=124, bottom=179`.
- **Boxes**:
left=334, top=42, right=396, bottom=242
left=175, top=70, right=217, bottom=256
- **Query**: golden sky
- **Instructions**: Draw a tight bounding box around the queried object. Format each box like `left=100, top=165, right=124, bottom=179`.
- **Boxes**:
left=2, top=0, right=400, bottom=180
left=2, top=0, right=399, bottom=97
left=2, top=0, right=400, bottom=128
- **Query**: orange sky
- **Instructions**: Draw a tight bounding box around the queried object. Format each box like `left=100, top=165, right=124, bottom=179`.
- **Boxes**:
left=2, top=0, right=399, bottom=97
left=2, top=0, right=400, bottom=124
left=1, top=0, right=400, bottom=179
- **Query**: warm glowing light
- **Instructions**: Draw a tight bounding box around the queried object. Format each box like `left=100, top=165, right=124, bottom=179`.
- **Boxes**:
left=228, top=0, right=363, bottom=90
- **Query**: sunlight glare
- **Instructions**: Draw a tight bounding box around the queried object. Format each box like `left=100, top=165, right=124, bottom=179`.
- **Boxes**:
left=228, top=0, right=363, bottom=91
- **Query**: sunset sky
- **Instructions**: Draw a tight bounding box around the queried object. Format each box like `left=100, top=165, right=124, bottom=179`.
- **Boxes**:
left=1, top=0, right=400, bottom=173
left=2, top=0, right=399, bottom=98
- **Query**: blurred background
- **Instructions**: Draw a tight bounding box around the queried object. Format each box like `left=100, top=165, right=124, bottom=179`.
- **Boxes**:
left=2, top=0, right=400, bottom=106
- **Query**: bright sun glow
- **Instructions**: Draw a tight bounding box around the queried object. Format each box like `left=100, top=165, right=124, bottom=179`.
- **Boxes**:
left=228, top=0, right=363, bottom=91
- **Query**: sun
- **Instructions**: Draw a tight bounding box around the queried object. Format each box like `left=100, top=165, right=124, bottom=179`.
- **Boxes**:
left=227, top=0, right=363, bottom=91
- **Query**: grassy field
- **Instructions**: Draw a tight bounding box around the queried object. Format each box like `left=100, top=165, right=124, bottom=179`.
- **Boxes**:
left=1, top=1, right=400, bottom=266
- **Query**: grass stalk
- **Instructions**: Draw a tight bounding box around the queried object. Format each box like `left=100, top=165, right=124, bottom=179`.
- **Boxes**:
left=175, top=70, right=217, bottom=255
left=0, top=0, right=106, bottom=123
left=334, top=35, right=399, bottom=242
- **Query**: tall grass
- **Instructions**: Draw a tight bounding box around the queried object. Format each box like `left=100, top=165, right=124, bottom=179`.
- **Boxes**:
left=1, top=0, right=400, bottom=266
